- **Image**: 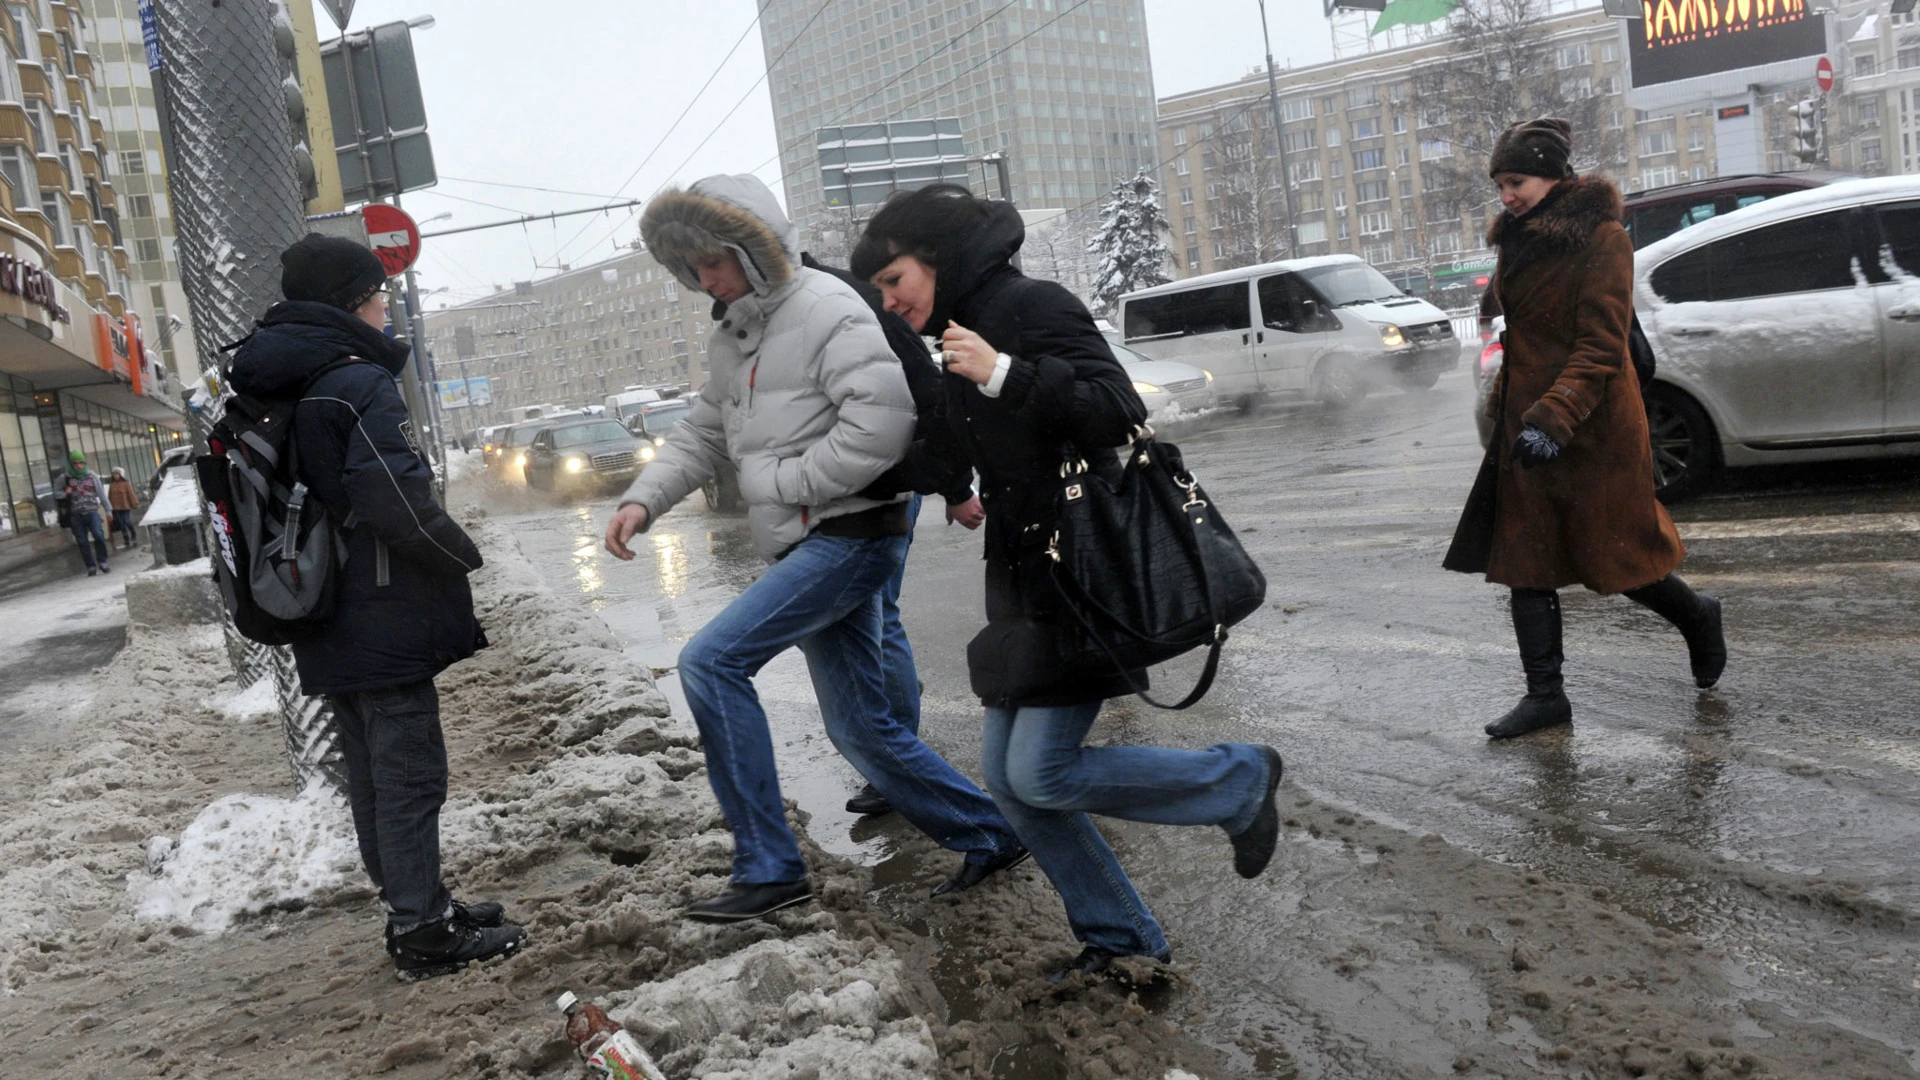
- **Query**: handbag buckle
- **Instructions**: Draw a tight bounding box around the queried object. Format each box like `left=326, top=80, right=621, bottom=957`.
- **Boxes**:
left=1178, top=474, right=1207, bottom=511
left=1046, top=530, right=1061, bottom=562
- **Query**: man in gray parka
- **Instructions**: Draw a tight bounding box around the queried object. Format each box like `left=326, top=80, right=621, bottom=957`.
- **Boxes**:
left=605, top=175, right=1026, bottom=922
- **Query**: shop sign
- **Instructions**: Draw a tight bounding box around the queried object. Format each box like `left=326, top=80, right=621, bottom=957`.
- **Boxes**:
left=94, top=312, right=131, bottom=379
left=126, top=312, right=148, bottom=396
left=0, top=253, right=70, bottom=324
left=1629, top=0, right=1826, bottom=89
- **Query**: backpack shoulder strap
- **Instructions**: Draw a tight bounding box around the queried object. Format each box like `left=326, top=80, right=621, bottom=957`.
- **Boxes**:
left=298, top=355, right=374, bottom=401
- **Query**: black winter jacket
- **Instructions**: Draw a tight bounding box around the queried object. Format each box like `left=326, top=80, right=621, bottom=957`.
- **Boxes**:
left=226, top=301, right=485, bottom=696
left=921, top=204, right=1149, bottom=707
left=800, top=252, right=974, bottom=506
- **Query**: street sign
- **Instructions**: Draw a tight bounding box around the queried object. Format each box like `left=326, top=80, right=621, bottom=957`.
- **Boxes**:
left=318, top=1, right=357, bottom=32
left=1816, top=56, right=1834, bottom=93
left=320, top=21, right=437, bottom=203
left=818, top=118, right=971, bottom=209
left=361, top=204, right=420, bottom=275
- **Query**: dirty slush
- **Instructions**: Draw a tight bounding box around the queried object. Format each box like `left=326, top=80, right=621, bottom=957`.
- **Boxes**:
left=0, top=504, right=1910, bottom=1079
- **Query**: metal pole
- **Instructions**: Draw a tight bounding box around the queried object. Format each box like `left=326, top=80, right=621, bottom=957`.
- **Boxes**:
left=1257, top=0, right=1299, bottom=258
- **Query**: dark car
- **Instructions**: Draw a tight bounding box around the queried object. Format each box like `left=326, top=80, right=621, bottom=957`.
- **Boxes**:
left=1622, top=171, right=1852, bottom=249
left=490, top=420, right=558, bottom=480
left=625, top=399, right=742, bottom=512
left=522, top=418, right=652, bottom=494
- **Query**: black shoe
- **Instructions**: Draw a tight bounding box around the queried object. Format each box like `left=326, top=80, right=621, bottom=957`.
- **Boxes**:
left=845, top=782, right=893, bottom=816
left=1228, top=746, right=1285, bottom=879
left=930, top=845, right=1032, bottom=898
left=390, top=917, right=526, bottom=982
left=685, top=879, right=813, bottom=923
left=1687, top=594, right=1726, bottom=689
left=384, top=898, right=509, bottom=955
left=1485, top=690, right=1573, bottom=739
left=99, top=562, right=110, bottom=573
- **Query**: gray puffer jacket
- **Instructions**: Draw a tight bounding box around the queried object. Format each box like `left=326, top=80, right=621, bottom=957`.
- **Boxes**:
left=618, top=174, right=913, bottom=562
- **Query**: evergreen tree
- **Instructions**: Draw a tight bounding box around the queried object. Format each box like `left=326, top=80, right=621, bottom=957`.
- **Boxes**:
left=1087, top=169, right=1174, bottom=316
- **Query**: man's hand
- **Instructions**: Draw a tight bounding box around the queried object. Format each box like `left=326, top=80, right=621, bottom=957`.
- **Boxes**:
left=939, top=323, right=1000, bottom=386
left=945, top=495, right=985, bottom=530
left=605, top=503, right=650, bottom=560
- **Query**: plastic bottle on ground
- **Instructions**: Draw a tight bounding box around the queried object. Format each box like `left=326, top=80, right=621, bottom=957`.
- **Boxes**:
left=557, top=990, right=668, bottom=1080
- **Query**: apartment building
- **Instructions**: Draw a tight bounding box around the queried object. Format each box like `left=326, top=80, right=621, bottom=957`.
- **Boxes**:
left=0, top=0, right=185, bottom=572
left=1154, top=7, right=1724, bottom=301
left=423, top=250, right=715, bottom=431
left=760, top=0, right=1160, bottom=236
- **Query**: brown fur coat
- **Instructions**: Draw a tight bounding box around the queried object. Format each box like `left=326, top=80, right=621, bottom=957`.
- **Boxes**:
left=1445, top=177, right=1685, bottom=594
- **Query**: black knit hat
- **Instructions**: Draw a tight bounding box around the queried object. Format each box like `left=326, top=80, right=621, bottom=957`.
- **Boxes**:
left=280, top=233, right=389, bottom=311
left=1488, top=117, right=1575, bottom=181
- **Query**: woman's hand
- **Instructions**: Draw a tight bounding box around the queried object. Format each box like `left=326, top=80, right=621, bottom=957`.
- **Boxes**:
left=939, top=323, right=1000, bottom=386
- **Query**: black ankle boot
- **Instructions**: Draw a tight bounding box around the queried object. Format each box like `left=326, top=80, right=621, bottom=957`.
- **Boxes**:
left=1486, top=589, right=1572, bottom=740
left=1625, top=574, right=1726, bottom=689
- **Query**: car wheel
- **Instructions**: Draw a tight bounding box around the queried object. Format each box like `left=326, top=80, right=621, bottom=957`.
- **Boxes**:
left=1644, top=384, right=1716, bottom=503
left=1314, top=356, right=1366, bottom=409
left=702, top=472, right=741, bottom=513
left=1395, top=369, right=1441, bottom=392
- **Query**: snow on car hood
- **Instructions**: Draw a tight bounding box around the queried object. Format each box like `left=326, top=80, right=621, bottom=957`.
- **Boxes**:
left=1336, top=295, right=1450, bottom=329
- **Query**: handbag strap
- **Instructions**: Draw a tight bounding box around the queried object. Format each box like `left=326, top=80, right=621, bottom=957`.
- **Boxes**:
left=1047, top=450, right=1231, bottom=711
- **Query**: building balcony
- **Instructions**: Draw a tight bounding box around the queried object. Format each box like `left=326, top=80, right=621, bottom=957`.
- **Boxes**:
left=51, top=244, right=81, bottom=285
left=0, top=103, right=28, bottom=144
left=17, top=63, right=45, bottom=99
left=12, top=208, right=54, bottom=251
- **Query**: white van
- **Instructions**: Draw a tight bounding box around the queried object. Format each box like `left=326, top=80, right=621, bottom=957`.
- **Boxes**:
left=605, top=387, right=663, bottom=426
left=1116, top=255, right=1458, bottom=407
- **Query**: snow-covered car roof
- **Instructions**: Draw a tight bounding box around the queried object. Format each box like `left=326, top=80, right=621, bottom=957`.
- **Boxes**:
left=1120, top=254, right=1365, bottom=299
left=1635, top=174, right=1920, bottom=269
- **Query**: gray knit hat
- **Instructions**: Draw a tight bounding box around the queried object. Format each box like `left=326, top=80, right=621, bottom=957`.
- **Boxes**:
left=1488, top=117, right=1575, bottom=180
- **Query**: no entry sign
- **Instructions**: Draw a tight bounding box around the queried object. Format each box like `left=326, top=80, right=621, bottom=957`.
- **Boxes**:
left=361, top=204, right=420, bottom=276
left=1816, top=56, right=1834, bottom=93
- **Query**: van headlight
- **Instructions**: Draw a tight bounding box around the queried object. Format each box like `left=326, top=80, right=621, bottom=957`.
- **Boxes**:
left=564, top=456, right=585, bottom=474
left=639, top=445, right=656, bottom=462
left=1203, top=370, right=1214, bottom=383
left=514, top=452, right=527, bottom=467
left=652, top=436, right=666, bottom=447
left=1132, top=380, right=1162, bottom=395
left=1380, top=325, right=1405, bottom=348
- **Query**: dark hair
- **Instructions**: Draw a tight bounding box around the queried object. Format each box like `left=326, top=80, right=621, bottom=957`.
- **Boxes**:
left=850, top=183, right=991, bottom=281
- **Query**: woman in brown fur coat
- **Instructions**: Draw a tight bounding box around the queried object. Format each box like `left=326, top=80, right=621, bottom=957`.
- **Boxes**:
left=1445, top=118, right=1727, bottom=740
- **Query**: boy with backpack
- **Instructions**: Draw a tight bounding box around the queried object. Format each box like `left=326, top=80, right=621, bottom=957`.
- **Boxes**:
left=222, top=234, right=525, bottom=981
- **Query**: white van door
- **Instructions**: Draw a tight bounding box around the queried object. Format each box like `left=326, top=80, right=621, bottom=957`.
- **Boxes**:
left=1120, top=281, right=1259, bottom=398
left=1253, top=271, right=1330, bottom=393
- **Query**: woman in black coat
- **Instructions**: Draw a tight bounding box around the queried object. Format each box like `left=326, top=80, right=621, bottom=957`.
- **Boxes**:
left=853, top=185, right=1284, bottom=979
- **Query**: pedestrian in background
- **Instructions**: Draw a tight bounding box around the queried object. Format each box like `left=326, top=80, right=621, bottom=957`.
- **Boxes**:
left=55, top=450, right=112, bottom=576
left=106, top=467, right=139, bottom=550
left=800, top=250, right=984, bottom=819
left=604, top=174, right=1028, bottom=923
left=853, top=185, right=1284, bottom=982
left=1444, top=118, right=1728, bottom=740
left=226, top=233, right=525, bottom=980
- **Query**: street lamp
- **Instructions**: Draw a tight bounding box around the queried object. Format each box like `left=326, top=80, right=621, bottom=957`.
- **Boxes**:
left=418, top=211, right=453, bottom=226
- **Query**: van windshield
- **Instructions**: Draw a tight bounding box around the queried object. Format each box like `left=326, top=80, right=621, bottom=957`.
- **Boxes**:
left=640, top=403, right=691, bottom=435
left=1298, top=263, right=1406, bottom=307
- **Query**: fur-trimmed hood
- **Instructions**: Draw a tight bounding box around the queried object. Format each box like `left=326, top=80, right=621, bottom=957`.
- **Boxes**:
left=1485, top=176, right=1623, bottom=256
left=641, top=174, right=798, bottom=298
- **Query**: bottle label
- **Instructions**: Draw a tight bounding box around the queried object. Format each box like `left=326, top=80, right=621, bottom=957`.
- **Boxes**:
left=588, top=1029, right=667, bottom=1080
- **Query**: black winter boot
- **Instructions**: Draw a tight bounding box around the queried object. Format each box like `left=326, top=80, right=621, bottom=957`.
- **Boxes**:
left=390, top=916, right=526, bottom=981
left=1486, top=589, right=1572, bottom=740
left=1625, top=574, right=1726, bottom=689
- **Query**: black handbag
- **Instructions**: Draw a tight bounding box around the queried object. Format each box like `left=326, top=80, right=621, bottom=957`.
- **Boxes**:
left=1046, top=427, right=1266, bottom=709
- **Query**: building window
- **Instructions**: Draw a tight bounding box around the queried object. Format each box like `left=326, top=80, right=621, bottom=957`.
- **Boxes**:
left=1351, top=117, right=1381, bottom=140
left=1355, top=179, right=1389, bottom=203
left=1639, top=130, right=1676, bottom=155
left=1642, top=165, right=1678, bottom=188
left=1397, top=147, right=1411, bottom=166
left=1360, top=210, right=1391, bottom=235
left=1687, top=129, right=1705, bottom=152
left=1174, top=127, right=1187, bottom=146
left=1281, top=128, right=1316, bottom=154
left=1180, top=186, right=1193, bottom=205
left=1296, top=220, right=1327, bottom=244
left=1420, top=138, right=1451, bottom=160
left=1856, top=54, right=1878, bottom=77
left=1353, top=148, right=1385, bottom=171
left=1899, top=47, right=1920, bottom=70
left=1431, top=232, right=1461, bottom=255
left=1600, top=41, right=1620, bottom=63
left=0, top=145, right=35, bottom=209
left=1557, top=43, right=1589, bottom=69
left=1326, top=126, right=1341, bottom=147
left=1287, top=159, right=1320, bottom=183
left=1175, top=157, right=1189, bottom=175
left=1392, top=114, right=1406, bottom=134
left=1347, top=84, right=1377, bottom=108
left=1860, top=98, right=1880, bottom=126
left=1864, top=138, right=1883, bottom=164
left=1282, top=97, right=1313, bottom=122
left=1363, top=242, right=1393, bottom=263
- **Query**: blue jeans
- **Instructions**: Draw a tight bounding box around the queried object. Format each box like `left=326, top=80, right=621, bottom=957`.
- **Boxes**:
left=878, top=494, right=923, bottom=739
left=328, top=681, right=453, bottom=932
left=69, top=511, right=109, bottom=571
left=981, top=702, right=1271, bottom=957
left=679, top=529, right=1020, bottom=885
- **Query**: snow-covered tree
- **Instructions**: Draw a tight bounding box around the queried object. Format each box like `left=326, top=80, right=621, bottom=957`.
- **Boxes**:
left=1088, top=169, right=1174, bottom=316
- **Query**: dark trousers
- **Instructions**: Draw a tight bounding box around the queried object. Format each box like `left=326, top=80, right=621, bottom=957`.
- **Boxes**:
left=68, top=511, right=108, bottom=570
left=327, top=681, right=452, bottom=931
left=111, top=508, right=135, bottom=546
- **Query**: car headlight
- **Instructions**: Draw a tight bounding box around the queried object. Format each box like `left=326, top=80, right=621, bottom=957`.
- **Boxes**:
left=653, top=436, right=666, bottom=447
left=1380, top=325, right=1405, bottom=348
left=640, top=445, right=656, bottom=462
left=1202, top=370, right=1214, bottom=383
left=1132, top=380, right=1163, bottom=395
left=564, top=456, right=585, bottom=473
left=514, top=452, right=527, bottom=467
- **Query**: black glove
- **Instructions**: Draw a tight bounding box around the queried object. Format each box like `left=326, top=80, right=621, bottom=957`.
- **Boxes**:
left=1509, top=425, right=1562, bottom=470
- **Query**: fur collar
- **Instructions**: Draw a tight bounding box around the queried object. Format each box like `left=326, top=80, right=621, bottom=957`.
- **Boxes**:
left=1484, top=176, right=1623, bottom=255
left=641, top=184, right=795, bottom=296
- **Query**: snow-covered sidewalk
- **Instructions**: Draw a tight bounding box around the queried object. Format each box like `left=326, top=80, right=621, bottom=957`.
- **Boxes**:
left=0, top=552, right=134, bottom=748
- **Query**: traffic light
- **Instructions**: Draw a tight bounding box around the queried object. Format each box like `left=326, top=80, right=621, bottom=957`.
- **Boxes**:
left=1790, top=99, right=1819, bottom=164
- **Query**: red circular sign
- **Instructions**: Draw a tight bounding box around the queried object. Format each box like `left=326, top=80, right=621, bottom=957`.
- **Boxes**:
left=1816, top=56, right=1834, bottom=94
left=360, top=204, right=421, bottom=276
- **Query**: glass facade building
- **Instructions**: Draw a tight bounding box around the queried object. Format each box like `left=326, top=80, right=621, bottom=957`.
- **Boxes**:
left=760, top=0, right=1161, bottom=239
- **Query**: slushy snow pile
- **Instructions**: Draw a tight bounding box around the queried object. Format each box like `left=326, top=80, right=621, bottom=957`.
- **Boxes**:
left=129, top=778, right=359, bottom=934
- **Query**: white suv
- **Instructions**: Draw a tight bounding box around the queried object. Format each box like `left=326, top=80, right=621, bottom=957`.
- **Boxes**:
left=1634, top=176, right=1920, bottom=500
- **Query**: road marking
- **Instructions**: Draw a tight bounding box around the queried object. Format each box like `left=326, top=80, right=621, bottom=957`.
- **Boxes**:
left=1677, top=513, right=1920, bottom=541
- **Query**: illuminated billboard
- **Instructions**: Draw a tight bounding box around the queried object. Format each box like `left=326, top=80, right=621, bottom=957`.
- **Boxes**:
left=1628, top=0, right=1826, bottom=89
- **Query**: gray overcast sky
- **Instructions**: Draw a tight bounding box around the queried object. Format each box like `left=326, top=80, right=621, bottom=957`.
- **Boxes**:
left=326, top=0, right=1339, bottom=304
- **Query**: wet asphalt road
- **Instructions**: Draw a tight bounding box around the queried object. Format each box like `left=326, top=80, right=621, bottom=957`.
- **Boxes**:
left=478, top=369, right=1920, bottom=1076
